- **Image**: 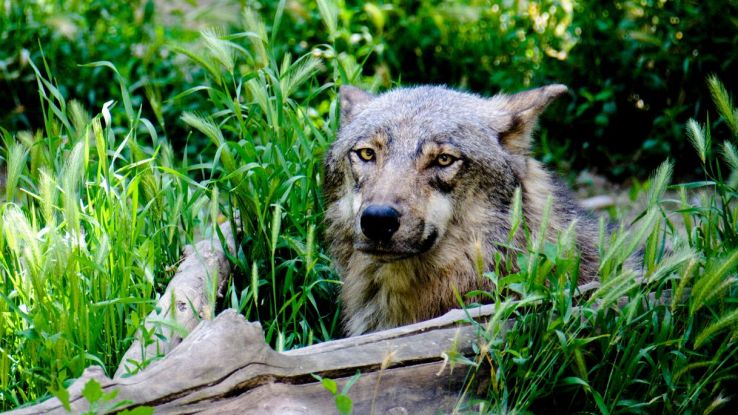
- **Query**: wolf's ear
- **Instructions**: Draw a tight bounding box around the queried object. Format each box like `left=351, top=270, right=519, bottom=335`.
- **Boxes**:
left=496, top=84, right=568, bottom=155
left=340, top=85, right=374, bottom=124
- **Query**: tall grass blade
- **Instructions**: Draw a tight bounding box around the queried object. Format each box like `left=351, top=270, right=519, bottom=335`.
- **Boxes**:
left=4, top=141, right=27, bottom=202
left=202, top=28, right=235, bottom=73
left=316, top=0, right=338, bottom=39
left=647, top=160, right=673, bottom=208
left=692, top=249, right=738, bottom=313
left=722, top=141, right=738, bottom=171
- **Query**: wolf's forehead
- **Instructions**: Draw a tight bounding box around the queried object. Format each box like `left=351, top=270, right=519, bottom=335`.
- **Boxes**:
left=354, top=116, right=462, bottom=154
left=375, top=87, right=483, bottom=122
left=358, top=90, right=488, bottom=141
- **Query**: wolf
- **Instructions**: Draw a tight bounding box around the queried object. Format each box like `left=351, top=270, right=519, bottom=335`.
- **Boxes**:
left=323, top=84, right=599, bottom=336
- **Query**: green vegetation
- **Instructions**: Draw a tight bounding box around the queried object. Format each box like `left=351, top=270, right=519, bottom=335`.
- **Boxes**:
left=179, top=8, right=352, bottom=350
left=0, top=56, right=210, bottom=407
left=5, top=1, right=737, bottom=179
left=1, top=0, right=737, bottom=413
left=454, top=77, right=738, bottom=412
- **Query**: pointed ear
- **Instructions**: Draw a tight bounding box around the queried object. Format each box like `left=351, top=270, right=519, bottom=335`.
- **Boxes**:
left=496, top=84, right=568, bottom=155
left=340, top=85, right=374, bottom=125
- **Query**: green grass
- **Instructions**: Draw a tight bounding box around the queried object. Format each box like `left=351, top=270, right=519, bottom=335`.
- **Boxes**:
left=0, top=58, right=210, bottom=408
left=0, top=3, right=356, bottom=409
left=452, top=77, right=738, bottom=414
left=174, top=7, right=355, bottom=351
left=2, top=1, right=738, bottom=414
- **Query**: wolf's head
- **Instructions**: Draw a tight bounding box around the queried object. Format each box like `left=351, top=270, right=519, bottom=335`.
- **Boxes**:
left=324, top=84, right=567, bottom=264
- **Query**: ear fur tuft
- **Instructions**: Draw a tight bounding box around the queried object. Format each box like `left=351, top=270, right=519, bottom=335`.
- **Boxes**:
left=339, top=85, right=374, bottom=124
left=497, top=84, right=568, bottom=155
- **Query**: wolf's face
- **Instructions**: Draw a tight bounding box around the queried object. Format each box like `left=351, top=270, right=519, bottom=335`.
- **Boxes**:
left=324, top=84, right=601, bottom=335
left=325, top=85, right=567, bottom=264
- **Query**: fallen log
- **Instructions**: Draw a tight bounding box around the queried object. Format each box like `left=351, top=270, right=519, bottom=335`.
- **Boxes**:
left=8, top=283, right=673, bottom=414
left=9, top=306, right=499, bottom=415
left=114, top=221, right=236, bottom=379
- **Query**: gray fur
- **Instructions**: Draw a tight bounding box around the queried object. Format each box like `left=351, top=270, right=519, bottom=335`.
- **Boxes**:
left=324, top=85, right=599, bottom=336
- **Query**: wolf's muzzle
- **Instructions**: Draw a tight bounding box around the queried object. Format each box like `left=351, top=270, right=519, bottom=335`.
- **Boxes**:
left=360, top=205, right=401, bottom=241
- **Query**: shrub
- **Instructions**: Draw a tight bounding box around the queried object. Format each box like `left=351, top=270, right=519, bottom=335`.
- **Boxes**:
left=4, top=1, right=737, bottom=179
left=260, top=0, right=738, bottom=179
left=0, top=0, right=224, bottom=153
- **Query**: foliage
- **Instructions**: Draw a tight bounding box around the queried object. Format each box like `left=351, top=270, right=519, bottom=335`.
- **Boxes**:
left=4, top=1, right=737, bottom=179
left=56, top=378, right=153, bottom=415
left=453, top=77, right=738, bottom=413
left=0, top=0, right=232, bottom=155
left=0, top=59, right=209, bottom=408
left=256, top=0, right=738, bottom=179
left=50, top=377, right=153, bottom=414
left=173, top=6, right=361, bottom=350
left=313, top=371, right=361, bottom=415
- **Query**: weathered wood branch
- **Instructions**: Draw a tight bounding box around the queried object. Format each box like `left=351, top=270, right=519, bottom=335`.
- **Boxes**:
left=114, top=222, right=236, bottom=379
left=9, top=307, right=491, bottom=415
left=8, top=284, right=674, bottom=414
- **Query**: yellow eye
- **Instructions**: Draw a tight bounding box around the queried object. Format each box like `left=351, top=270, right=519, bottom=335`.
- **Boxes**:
left=356, top=148, right=376, bottom=162
left=436, top=153, right=456, bottom=167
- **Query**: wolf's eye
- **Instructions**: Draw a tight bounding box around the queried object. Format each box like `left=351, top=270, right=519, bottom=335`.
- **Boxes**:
left=356, top=148, right=376, bottom=162
left=435, top=153, right=457, bottom=167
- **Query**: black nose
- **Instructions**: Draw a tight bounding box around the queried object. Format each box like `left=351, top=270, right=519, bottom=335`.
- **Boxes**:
left=360, top=205, right=401, bottom=241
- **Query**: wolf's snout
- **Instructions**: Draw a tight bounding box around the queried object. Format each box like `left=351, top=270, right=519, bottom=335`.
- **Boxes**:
left=360, top=205, right=401, bottom=241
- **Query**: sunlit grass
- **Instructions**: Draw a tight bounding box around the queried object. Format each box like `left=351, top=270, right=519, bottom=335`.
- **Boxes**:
left=176, top=6, right=350, bottom=351
left=0, top=58, right=210, bottom=409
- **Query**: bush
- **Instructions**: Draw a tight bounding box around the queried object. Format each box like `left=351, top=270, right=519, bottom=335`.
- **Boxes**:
left=0, top=0, right=227, bottom=154
left=4, top=1, right=737, bottom=179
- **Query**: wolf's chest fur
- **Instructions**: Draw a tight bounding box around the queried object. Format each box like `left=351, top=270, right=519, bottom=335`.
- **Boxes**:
left=324, top=85, right=599, bottom=336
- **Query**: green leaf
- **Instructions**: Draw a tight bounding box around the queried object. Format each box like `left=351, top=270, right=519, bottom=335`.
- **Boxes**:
left=321, top=377, right=338, bottom=395
left=341, top=371, right=361, bottom=395
left=561, top=376, right=589, bottom=387
left=120, top=406, right=155, bottom=415
left=50, top=384, right=71, bottom=412
left=81, top=61, right=134, bottom=125
left=81, top=378, right=103, bottom=404
left=335, top=394, right=353, bottom=415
